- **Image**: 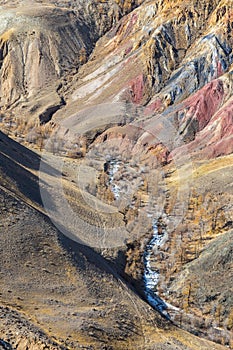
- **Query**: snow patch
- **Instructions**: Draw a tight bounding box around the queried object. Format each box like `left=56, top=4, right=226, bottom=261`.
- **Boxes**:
left=108, top=159, right=121, bottom=200
left=143, top=219, right=169, bottom=316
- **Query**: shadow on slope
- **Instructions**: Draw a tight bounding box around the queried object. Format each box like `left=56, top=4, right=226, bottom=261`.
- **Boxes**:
left=0, top=131, right=58, bottom=207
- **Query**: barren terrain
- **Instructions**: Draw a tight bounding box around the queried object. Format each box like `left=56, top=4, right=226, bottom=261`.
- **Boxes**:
left=0, top=0, right=232, bottom=349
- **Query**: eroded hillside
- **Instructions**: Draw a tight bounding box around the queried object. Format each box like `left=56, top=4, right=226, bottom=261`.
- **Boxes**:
left=1, top=132, right=230, bottom=350
left=0, top=0, right=232, bottom=349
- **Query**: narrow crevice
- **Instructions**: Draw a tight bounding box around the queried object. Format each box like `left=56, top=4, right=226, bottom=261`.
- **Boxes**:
left=39, top=98, right=66, bottom=125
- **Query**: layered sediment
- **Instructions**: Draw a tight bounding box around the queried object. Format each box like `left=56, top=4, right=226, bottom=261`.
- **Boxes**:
left=0, top=0, right=232, bottom=349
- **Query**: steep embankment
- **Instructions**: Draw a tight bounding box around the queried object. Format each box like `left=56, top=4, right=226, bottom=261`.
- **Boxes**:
left=39, top=0, right=232, bottom=346
left=1, top=132, right=229, bottom=350
left=31, top=0, right=232, bottom=161
left=0, top=0, right=232, bottom=349
left=0, top=0, right=144, bottom=133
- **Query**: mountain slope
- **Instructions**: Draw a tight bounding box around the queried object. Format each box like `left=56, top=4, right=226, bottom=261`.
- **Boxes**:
left=1, top=131, right=229, bottom=349
left=0, top=0, right=232, bottom=349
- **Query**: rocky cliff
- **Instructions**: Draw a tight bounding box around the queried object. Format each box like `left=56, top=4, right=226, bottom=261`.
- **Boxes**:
left=0, top=0, right=232, bottom=349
